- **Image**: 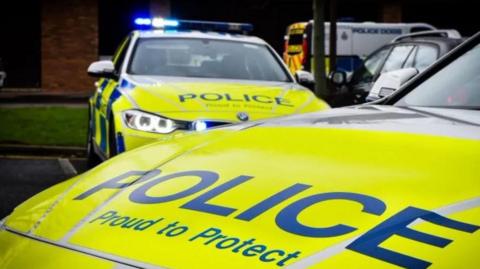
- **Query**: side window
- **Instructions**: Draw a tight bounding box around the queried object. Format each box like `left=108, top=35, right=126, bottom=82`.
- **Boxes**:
left=413, top=45, right=439, bottom=71
left=351, top=47, right=390, bottom=84
left=113, top=36, right=132, bottom=74
left=381, top=45, right=414, bottom=73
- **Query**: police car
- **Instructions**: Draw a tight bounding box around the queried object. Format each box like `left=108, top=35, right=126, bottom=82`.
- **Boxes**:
left=1, top=31, right=479, bottom=268
left=86, top=18, right=329, bottom=167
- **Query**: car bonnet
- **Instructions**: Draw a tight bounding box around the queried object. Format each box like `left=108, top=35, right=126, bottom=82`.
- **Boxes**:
left=2, top=106, right=480, bottom=268
left=121, top=76, right=328, bottom=120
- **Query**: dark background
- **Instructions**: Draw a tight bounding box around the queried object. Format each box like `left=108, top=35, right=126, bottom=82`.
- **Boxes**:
left=0, top=1, right=41, bottom=88
left=98, top=0, right=478, bottom=55
left=0, top=0, right=477, bottom=88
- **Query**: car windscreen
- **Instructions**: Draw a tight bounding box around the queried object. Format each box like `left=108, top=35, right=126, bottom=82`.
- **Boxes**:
left=288, top=34, right=303, bottom=46
left=395, top=43, right=480, bottom=110
left=128, top=38, right=291, bottom=82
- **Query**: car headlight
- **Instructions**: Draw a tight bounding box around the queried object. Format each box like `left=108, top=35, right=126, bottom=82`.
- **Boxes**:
left=122, top=110, right=177, bottom=134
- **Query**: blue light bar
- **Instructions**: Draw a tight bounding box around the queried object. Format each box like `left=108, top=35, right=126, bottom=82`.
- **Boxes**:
left=152, top=18, right=179, bottom=28
left=133, top=17, right=253, bottom=34
left=134, top=17, right=152, bottom=26
left=174, top=19, right=253, bottom=33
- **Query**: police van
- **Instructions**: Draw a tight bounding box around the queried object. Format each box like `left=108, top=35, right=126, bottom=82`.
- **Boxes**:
left=283, top=21, right=436, bottom=75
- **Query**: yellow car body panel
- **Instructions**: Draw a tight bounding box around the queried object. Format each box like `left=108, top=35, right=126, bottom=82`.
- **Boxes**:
left=90, top=79, right=328, bottom=158
left=2, top=106, right=479, bottom=268
left=88, top=30, right=328, bottom=160
left=0, top=230, right=115, bottom=269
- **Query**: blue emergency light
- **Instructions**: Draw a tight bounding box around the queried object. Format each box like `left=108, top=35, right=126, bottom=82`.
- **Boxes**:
left=134, top=17, right=253, bottom=34
left=192, top=120, right=208, bottom=132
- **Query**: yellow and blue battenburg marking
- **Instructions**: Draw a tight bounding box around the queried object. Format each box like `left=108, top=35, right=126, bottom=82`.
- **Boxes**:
left=89, top=78, right=328, bottom=157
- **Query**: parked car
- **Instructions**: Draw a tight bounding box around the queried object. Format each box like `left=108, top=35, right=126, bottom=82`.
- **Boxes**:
left=283, top=21, right=436, bottom=74
left=86, top=18, right=328, bottom=167
left=330, top=30, right=464, bottom=105
left=1, top=30, right=479, bottom=269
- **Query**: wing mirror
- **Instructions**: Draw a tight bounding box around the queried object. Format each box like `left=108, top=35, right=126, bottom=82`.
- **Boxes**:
left=366, top=68, right=419, bottom=102
left=328, top=70, right=347, bottom=86
left=87, top=60, right=117, bottom=79
left=295, top=70, right=315, bottom=90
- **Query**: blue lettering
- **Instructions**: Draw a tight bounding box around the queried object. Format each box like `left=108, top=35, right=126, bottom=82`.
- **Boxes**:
left=75, top=170, right=160, bottom=200
left=236, top=183, right=311, bottom=221
left=216, top=237, right=241, bottom=249
left=200, top=93, right=223, bottom=101
left=276, top=251, right=301, bottom=266
left=179, top=93, right=196, bottom=102
left=225, top=94, right=243, bottom=102
left=259, top=249, right=285, bottom=262
left=252, top=95, right=273, bottom=104
left=181, top=175, right=253, bottom=216
left=276, top=192, right=386, bottom=237
left=129, top=170, right=219, bottom=204
left=110, top=216, right=130, bottom=226
left=274, top=97, right=293, bottom=107
left=347, top=206, right=479, bottom=269
left=243, top=244, right=267, bottom=256
left=89, top=210, right=118, bottom=223
left=189, top=227, right=222, bottom=241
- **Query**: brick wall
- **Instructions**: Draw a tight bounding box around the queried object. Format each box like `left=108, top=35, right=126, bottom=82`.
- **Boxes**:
left=41, top=0, right=98, bottom=92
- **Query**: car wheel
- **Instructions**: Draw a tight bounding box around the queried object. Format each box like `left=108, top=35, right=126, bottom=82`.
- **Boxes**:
left=86, top=106, right=102, bottom=168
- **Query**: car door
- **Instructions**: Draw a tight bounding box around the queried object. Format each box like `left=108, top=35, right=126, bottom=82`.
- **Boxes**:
left=349, top=45, right=391, bottom=94
left=92, top=36, right=131, bottom=156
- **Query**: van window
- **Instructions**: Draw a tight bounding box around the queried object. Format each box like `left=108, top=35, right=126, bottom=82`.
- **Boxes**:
left=288, top=34, right=303, bottom=46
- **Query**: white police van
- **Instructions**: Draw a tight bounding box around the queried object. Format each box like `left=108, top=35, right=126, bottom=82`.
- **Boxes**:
left=284, top=21, right=436, bottom=74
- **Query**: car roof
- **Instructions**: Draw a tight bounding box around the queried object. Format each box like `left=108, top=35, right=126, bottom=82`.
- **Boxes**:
left=395, top=36, right=465, bottom=50
left=133, top=30, right=266, bottom=45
